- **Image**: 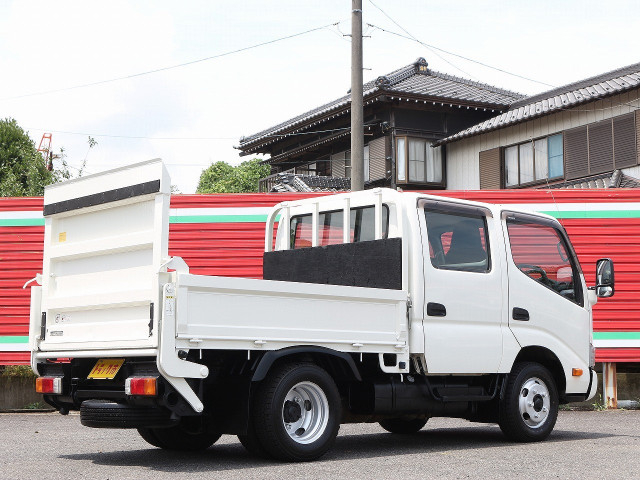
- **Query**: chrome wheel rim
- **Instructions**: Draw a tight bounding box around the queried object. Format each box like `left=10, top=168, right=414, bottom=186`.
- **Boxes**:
left=281, top=381, right=329, bottom=444
left=518, top=377, right=551, bottom=428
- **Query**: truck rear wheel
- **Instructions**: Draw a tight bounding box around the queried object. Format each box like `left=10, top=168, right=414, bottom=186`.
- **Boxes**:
left=379, top=417, right=428, bottom=434
left=253, top=362, right=341, bottom=462
left=499, top=362, right=558, bottom=442
left=137, top=420, right=221, bottom=451
left=238, top=420, right=271, bottom=458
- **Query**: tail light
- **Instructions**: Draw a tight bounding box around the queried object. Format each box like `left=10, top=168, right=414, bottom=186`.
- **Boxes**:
left=35, top=377, right=62, bottom=394
left=125, top=377, right=158, bottom=396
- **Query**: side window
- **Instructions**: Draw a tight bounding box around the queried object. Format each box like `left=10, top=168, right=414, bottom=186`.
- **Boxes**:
left=350, top=205, right=389, bottom=243
left=290, top=214, right=312, bottom=249
left=425, top=208, right=490, bottom=273
left=290, top=205, right=389, bottom=249
left=506, top=219, right=579, bottom=303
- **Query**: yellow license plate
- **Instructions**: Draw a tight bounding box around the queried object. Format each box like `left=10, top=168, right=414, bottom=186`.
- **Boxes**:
left=87, top=359, right=125, bottom=379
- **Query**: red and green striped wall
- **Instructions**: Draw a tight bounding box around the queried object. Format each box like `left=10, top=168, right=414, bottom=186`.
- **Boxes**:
left=1, top=189, right=639, bottom=364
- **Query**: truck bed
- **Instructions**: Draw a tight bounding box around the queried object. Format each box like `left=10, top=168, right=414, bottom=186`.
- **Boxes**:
left=172, top=273, right=408, bottom=355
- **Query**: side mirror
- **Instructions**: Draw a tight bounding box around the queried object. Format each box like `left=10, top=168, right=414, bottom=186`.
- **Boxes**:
left=595, top=258, right=615, bottom=298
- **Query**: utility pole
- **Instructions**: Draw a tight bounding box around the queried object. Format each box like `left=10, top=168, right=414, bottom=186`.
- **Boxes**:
left=350, top=0, right=364, bottom=191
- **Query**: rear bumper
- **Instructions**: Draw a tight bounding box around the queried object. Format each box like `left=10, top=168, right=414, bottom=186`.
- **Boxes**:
left=36, top=356, right=200, bottom=418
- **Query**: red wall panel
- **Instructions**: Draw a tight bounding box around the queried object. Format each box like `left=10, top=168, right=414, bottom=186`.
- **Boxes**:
left=2, top=191, right=639, bottom=364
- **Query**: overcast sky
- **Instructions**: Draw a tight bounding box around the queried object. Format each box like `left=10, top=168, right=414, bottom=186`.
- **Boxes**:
left=1, top=0, right=638, bottom=193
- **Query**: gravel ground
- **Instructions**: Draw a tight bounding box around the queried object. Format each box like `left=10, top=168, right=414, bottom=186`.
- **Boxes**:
left=0, top=410, right=638, bottom=480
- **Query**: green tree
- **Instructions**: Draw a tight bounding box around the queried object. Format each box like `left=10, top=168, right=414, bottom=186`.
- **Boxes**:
left=0, top=118, right=54, bottom=196
left=196, top=158, right=270, bottom=193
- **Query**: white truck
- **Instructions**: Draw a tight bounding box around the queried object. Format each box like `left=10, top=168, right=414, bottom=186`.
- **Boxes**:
left=29, top=159, right=613, bottom=461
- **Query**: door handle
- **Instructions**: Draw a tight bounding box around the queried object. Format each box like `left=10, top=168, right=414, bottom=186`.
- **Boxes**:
left=512, top=307, right=530, bottom=321
left=427, top=302, right=447, bottom=317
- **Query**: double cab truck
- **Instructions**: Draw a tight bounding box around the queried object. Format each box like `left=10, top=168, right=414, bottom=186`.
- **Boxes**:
left=29, top=159, right=614, bottom=461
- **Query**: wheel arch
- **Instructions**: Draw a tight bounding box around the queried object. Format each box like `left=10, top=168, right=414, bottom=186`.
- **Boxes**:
left=251, top=346, right=362, bottom=386
left=513, top=346, right=566, bottom=395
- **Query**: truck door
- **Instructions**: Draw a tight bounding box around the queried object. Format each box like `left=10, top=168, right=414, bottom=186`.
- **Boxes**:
left=502, top=212, right=590, bottom=365
left=420, top=200, right=504, bottom=373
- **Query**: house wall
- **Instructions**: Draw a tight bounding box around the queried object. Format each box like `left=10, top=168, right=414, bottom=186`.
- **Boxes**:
left=447, top=89, right=640, bottom=189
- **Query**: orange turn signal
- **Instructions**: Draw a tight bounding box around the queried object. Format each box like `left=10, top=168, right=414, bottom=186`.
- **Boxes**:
left=572, top=368, right=584, bottom=377
left=125, top=377, right=158, bottom=396
left=35, top=377, right=62, bottom=394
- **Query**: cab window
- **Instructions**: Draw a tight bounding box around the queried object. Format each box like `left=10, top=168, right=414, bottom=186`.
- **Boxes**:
left=506, top=218, right=581, bottom=304
left=425, top=208, right=490, bottom=273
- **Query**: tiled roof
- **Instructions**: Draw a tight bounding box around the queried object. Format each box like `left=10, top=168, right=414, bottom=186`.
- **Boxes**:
left=540, top=170, right=640, bottom=190
left=238, top=58, right=524, bottom=151
left=269, top=174, right=352, bottom=193
left=438, top=61, right=640, bottom=145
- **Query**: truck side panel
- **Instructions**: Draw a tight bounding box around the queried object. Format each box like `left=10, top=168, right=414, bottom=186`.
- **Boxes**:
left=173, top=273, right=409, bottom=359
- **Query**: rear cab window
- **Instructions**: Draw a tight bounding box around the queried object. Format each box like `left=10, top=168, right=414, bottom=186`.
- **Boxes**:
left=290, top=205, right=389, bottom=249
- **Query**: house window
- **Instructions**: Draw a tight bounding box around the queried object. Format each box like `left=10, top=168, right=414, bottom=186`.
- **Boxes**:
left=345, top=150, right=351, bottom=178
left=329, top=146, right=371, bottom=179
left=396, top=137, right=443, bottom=185
left=364, top=145, right=370, bottom=181
left=504, top=134, right=563, bottom=187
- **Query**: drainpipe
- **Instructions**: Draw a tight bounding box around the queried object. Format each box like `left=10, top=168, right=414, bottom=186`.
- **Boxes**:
left=602, top=362, right=618, bottom=409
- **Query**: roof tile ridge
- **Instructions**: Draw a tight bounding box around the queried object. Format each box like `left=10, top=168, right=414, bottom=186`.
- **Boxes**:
left=510, top=61, right=640, bottom=109
left=426, top=68, right=526, bottom=99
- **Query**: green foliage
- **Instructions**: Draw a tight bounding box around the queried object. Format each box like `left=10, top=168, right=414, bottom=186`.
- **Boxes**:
left=592, top=394, right=607, bottom=411
left=24, top=401, right=48, bottom=410
left=0, top=365, right=36, bottom=378
left=196, top=158, right=270, bottom=193
left=0, top=118, right=54, bottom=196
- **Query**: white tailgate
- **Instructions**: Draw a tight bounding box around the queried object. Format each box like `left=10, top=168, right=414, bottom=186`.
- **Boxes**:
left=38, top=159, right=170, bottom=352
left=173, top=274, right=409, bottom=354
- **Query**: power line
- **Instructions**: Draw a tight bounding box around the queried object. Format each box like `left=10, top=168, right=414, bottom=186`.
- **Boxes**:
left=1, top=21, right=341, bottom=102
left=26, top=124, right=379, bottom=141
left=366, top=0, right=555, bottom=89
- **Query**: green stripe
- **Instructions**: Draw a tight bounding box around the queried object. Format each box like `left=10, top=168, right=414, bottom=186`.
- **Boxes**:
left=593, top=332, right=640, bottom=340
left=0, top=219, right=44, bottom=227
left=0, top=336, right=29, bottom=344
left=540, top=210, right=640, bottom=219
left=4, top=210, right=640, bottom=225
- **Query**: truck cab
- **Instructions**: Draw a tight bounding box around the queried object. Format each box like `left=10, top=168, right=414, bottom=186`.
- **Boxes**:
left=30, top=160, right=614, bottom=461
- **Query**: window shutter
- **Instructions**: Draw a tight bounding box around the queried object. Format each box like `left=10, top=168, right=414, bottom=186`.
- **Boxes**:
left=636, top=110, right=640, bottom=165
left=588, top=119, right=613, bottom=175
left=331, top=153, right=345, bottom=177
left=478, top=147, right=501, bottom=189
left=565, top=126, right=588, bottom=180
left=369, top=137, right=386, bottom=180
left=614, top=113, right=637, bottom=169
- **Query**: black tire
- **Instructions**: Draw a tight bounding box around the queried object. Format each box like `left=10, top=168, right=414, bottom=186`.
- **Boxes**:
left=137, top=427, right=166, bottom=448
left=138, top=420, right=222, bottom=451
left=80, top=400, right=174, bottom=429
left=238, top=419, right=271, bottom=458
left=253, top=362, right=341, bottom=462
left=238, top=433, right=269, bottom=458
left=379, top=417, right=428, bottom=434
left=499, top=362, right=559, bottom=442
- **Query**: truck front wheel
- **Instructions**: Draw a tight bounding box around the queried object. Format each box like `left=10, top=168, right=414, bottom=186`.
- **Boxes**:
left=253, top=362, right=341, bottom=462
left=498, top=362, right=559, bottom=442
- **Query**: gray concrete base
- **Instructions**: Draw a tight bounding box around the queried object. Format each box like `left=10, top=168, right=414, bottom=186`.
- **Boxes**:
left=0, top=377, right=47, bottom=410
